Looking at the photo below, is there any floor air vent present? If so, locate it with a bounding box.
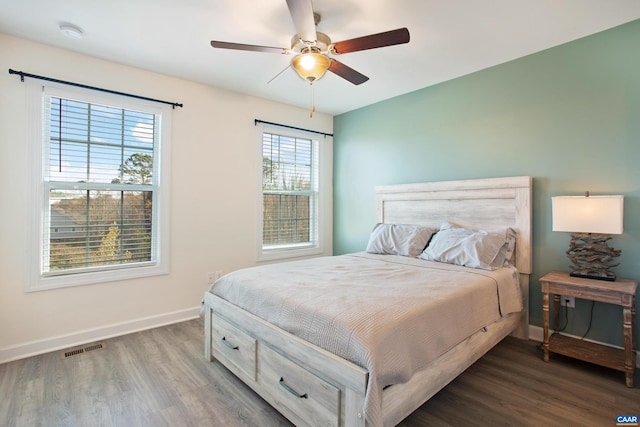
[62,343,106,359]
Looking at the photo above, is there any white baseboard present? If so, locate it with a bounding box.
[528,325,640,368]
[0,306,201,364]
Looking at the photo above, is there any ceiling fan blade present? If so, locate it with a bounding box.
[211,40,289,54]
[328,60,369,85]
[286,0,317,43]
[332,28,410,54]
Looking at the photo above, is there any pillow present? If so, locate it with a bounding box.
[419,221,516,270]
[366,223,437,257]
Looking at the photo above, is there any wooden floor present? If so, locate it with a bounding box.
[1,319,638,427]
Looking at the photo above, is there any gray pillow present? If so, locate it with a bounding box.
[366,223,437,257]
[419,222,516,270]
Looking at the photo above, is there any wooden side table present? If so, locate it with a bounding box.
[540,271,637,387]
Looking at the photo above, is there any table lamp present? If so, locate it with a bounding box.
[552,193,624,281]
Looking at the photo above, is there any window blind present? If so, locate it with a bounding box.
[43,96,159,275]
[262,132,319,249]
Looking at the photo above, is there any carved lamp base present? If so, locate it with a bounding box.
[566,233,621,282]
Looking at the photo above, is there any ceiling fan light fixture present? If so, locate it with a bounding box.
[292,51,331,83]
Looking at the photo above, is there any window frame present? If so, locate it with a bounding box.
[26,82,171,291]
[257,125,325,262]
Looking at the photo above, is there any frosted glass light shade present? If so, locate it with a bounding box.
[552,195,624,234]
[291,52,331,82]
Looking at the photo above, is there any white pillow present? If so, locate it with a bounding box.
[366,223,437,257]
[419,222,516,270]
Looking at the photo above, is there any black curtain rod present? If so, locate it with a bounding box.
[8,69,183,109]
[254,119,333,138]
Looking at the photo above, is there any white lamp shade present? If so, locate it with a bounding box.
[552,195,624,234]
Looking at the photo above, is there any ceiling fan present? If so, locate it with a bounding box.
[210,0,410,86]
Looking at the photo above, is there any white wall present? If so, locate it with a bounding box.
[0,33,333,362]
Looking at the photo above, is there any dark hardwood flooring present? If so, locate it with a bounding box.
[1,319,637,426]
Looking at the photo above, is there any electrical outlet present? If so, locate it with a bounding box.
[560,296,575,308]
[206,272,215,285]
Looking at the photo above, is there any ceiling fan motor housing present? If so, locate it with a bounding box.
[291,31,332,54]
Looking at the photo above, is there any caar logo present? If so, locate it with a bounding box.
[616,415,639,426]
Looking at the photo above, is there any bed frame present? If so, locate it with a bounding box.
[204,176,532,427]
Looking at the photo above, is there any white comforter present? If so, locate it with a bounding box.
[209,253,522,427]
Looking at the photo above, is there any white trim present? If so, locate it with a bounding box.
[30,263,170,291]
[0,307,200,364]
[25,80,44,291]
[528,324,545,342]
[528,324,640,368]
[25,81,171,291]
[256,124,326,262]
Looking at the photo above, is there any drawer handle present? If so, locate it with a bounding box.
[221,336,239,350]
[279,377,308,399]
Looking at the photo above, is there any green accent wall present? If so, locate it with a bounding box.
[333,20,640,349]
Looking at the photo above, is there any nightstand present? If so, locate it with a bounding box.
[540,271,637,387]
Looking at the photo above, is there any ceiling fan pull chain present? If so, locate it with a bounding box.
[309,83,316,118]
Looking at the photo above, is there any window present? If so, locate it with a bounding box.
[260,129,323,260]
[27,84,170,291]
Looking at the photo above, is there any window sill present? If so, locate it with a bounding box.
[27,263,169,292]
[258,245,323,263]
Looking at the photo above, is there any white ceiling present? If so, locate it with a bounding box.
[2,0,640,116]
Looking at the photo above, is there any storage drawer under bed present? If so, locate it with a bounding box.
[210,308,344,426]
[258,344,340,427]
[211,313,257,381]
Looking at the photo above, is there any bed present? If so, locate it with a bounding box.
[203,176,532,427]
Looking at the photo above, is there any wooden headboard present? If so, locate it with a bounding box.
[375,176,533,338]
